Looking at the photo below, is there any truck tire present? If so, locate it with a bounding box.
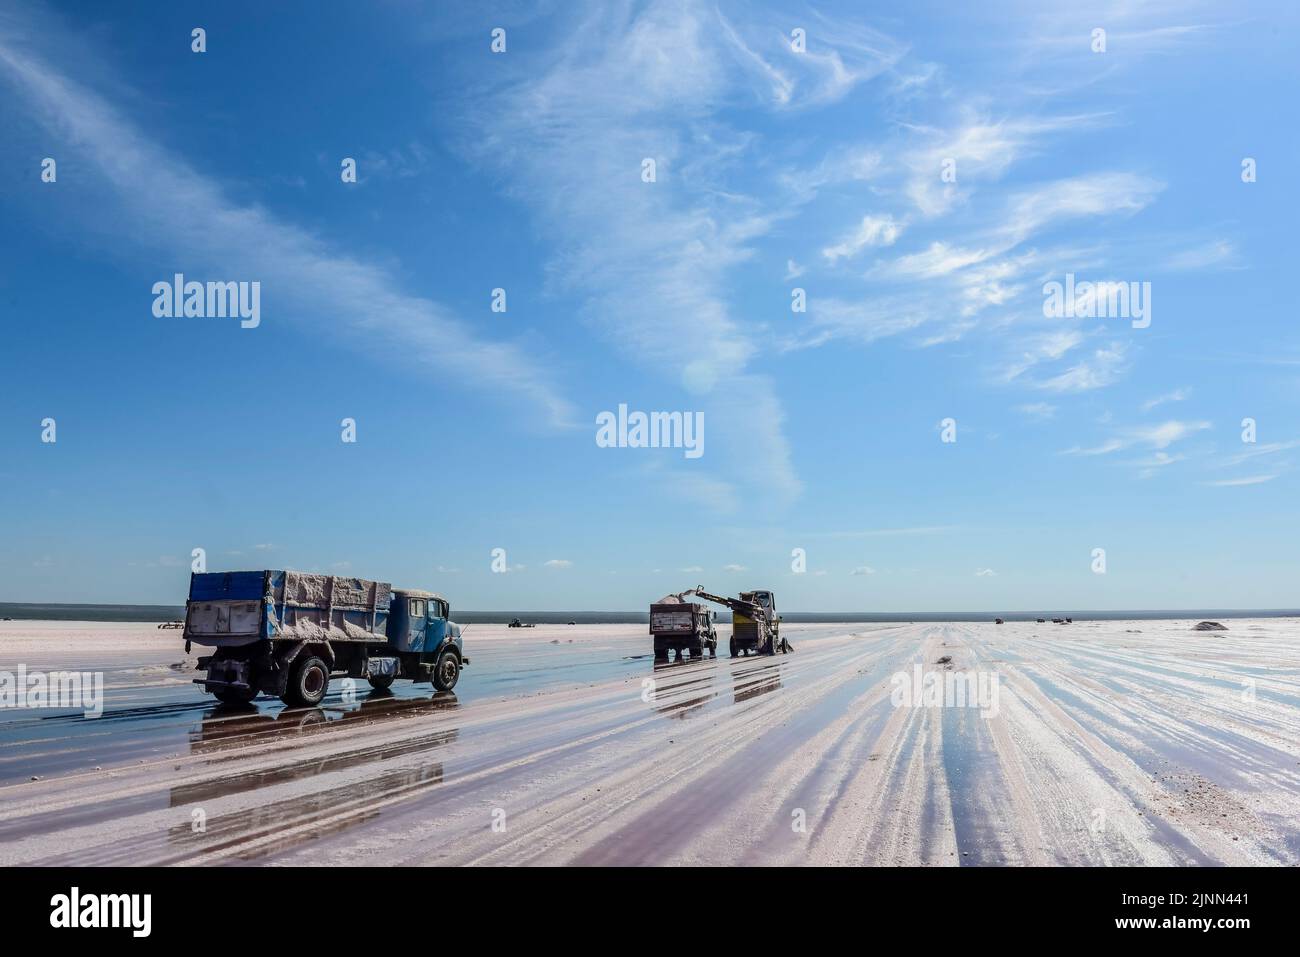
[284,655,330,707]
[367,674,394,692]
[212,685,256,705]
[432,650,460,692]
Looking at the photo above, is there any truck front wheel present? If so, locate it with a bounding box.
[284,655,330,707]
[432,650,460,692]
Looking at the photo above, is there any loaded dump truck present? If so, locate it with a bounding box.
[649,592,718,661]
[184,570,467,707]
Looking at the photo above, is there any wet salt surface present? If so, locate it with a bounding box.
[1,618,1298,865]
[0,622,853,785]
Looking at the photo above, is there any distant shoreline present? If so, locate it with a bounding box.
[1,602,1297,625]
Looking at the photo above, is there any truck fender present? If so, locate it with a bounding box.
[280,639,335,673]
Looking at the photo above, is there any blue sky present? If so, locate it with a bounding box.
[1,0,1297,611]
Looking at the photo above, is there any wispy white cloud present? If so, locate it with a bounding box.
[1165,240,1236,271]
[1003,330,1086,383]
[718,7,908,109]
[1141,388,1190,412]
[1132,450,1186,479]
[1030,23,1215,56]
[1003,173,1164,243]
[814,525,959,539]
[468,0,807,501]
[1203,474,1277,487]
[1016,402,1057,420]
[822,214,903,264]
[901,114,1108,218]
[795,167,1162,374]
[1063,419,1211,457]
[0,22,576,429]
[1220,439,1300,468]
[1065,439,1127,457]
[1035,341,1131,393]
[1132,420,1212,449]
[872,241,990,280]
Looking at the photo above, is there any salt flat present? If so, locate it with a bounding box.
[1,617,1297,866]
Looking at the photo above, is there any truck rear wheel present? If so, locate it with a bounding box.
[284,655,330,707]
[432,650,460,692]
[212,685,256,705]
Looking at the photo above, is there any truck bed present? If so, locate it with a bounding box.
[649,602,704,633]
[185,570,392,647]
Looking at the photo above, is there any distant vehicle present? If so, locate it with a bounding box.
[184,570,467,707]
[649,594,717,661]
[508,618,536,628]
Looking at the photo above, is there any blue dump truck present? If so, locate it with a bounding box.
[184,570,467,707]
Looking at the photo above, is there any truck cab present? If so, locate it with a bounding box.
[388,589,466,691]
[736,589,782,657]
[742,590,776,618]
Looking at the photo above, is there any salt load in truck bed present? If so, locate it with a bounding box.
[185,570,391,646]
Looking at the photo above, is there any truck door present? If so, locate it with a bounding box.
[407,597,427,652]
[426,598,448,651]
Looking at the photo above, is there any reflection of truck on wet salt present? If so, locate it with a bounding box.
[649,593,718,661]
[185,570,467,707]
